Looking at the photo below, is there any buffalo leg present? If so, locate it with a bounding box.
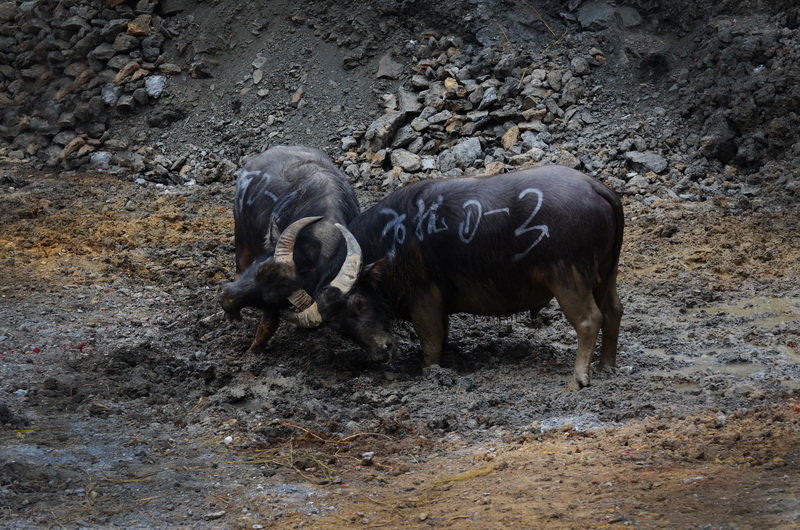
[553,284,602,390]
[409,286,445,366]
[598,283,623,369]
[247,310,280,353]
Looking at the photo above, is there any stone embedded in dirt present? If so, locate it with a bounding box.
[364,111,405,151]
[112,33,140,52]
[127,14,152,36]
[438,137,482,171]
[576,0,642,30]
[189,60,213,78]
[501,125,520,150]
[570,56,590,76]
[145,75,166,98]
[376,53,403,79]
[390,149,421,172]
[159,63,182,75]
[252,69,263,84]
[625,151,668,174]
[101,84,122,105]
[90,43,117,62]
[289,87,304,108]
[551,151,581,169]
[90,151,113,167]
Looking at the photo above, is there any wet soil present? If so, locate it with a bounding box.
[1,161,798,527]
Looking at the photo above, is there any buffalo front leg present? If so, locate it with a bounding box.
[553,284,602,390]
[247,310,280,353]
[409,285,446,366]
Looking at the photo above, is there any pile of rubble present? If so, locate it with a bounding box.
[336,34,683,200]
[0,0,183,170]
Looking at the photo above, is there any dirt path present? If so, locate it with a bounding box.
[1,162,799,527]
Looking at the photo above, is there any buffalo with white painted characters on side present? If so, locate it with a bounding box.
[218,145,360,353]
[280,165,624,389]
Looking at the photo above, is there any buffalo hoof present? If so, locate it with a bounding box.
[568,373,591,390]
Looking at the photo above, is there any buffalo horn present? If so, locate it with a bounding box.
[330,223,363,294]
[273,216,323,271]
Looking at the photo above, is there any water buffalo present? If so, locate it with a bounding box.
[283,165,624,389]
[218,145,360,353]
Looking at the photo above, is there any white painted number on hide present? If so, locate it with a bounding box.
[413,195,449,241]
[513,188,549,262]
[378,188,549,261]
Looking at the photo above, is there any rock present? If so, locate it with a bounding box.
[289,88,304,107]
[116,95,135,111]
[112,33,139,52]
[132,88,149,105]
[376,53,403,79]
[439,137,482,171]
[390,149,421,172]
[546,70,562,91]
[364,111,404,151]
[410,117,430,132]
[551,151,581,169]
[501,126,520,150]
[576,1,642,30]
[145,75,166,98]
[100,19,130,41]
[101,84,122,105]
[90,151,112,167]
[252,69,263,84]
[160,0,191,15]
[625,151,668,174]
[90,43,117,62]
[126,14,151,36]
[0,2,18,22]
[159,63,182,75]
[560,77,584,105]
[625,174,650,193]
[478,86,499,110]
[397,89,421,115]
[391,125,418,148]
[427,110,452,125]
[570,56,590,76]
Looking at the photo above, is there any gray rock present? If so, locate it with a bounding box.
[439,137,482,171]
[477,86,499,110]
[145,75,166,98]
[341,136,357,151]
[101,85,122,105]
[90,151,112,167]
[410,117,430,132]
[116,95,135,111]
[427,110,452,125]
[376,53,402,79]
[551,151,581,169]
[0,2,18,22]
[100,19,130,41]
[546,70,562,91]
[624,174,651,193]
[391,125,419,148]
[570,57,590,76]
[390,149,421,172]
[560,77,585,106]
[577,1,641,30]
[625,151,668,174]
[364,111,405,151]
[90,43,117,62]
[113,33,140,52]
[397,89,421,115]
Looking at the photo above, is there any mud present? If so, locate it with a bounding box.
[1,161,798,527]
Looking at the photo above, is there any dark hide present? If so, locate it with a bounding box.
[317,165,624,389]
[220,145,360,352]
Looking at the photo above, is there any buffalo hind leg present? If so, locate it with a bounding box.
[553,284,602,390]
[598,281,622,370]
[247,310,280,353]
[409,285,446,366]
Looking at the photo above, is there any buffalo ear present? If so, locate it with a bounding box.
[264,216,280,250]
[361,257,389,288]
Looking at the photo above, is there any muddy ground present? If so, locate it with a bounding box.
[3,0,800,527]
[1,161,798,528]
